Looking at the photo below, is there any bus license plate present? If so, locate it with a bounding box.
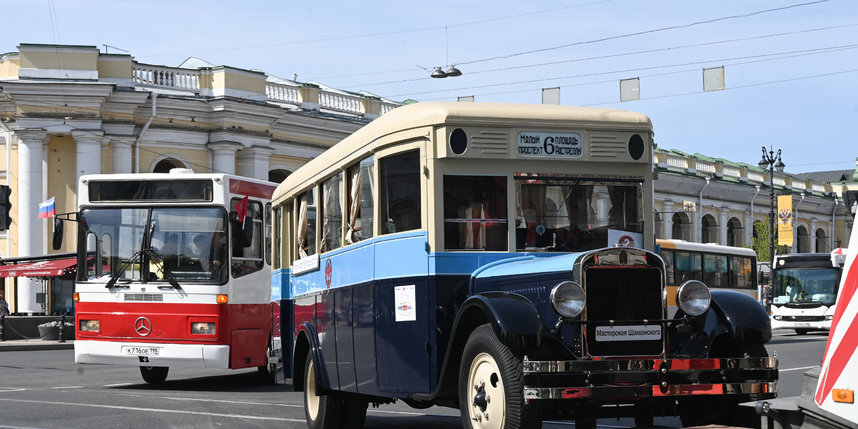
[123,346,160,356]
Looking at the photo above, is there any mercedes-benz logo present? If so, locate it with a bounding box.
[134,317,152,336]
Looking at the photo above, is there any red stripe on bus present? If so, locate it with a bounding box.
[229,179,276,199]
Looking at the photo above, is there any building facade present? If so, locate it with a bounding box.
[0,43,399,314]
[653,149,855,255]
[0,43,854,314]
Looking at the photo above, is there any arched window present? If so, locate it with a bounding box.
[672,212,691,241]
[153,158,186,173]
[815,228,827,253]
[269,169,291,184]
[727,217,744,247]
[701,214,718,244]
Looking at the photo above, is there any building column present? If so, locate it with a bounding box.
[745,211,756,250]
[720,210,728,245]
[73,130,103,183]
[15,129,47,313]
[236,145,275,180]
[662,202,673,240]
[109,136,135,174]
[206,142,242,175]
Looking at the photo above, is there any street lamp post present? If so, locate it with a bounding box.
[758,146,785,271]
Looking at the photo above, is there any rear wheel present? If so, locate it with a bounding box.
[459,324,540,429]
[139,366,168,384]
[257,342,276,384]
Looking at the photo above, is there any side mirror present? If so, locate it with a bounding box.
[52,218,64,250]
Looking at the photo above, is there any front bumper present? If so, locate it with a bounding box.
[522,356,778,402]
[75,339,230,368]
[771,318,830,331]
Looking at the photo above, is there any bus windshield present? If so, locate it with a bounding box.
[772,268,839,306]
[514,175,642,252]
[79,207,228,283]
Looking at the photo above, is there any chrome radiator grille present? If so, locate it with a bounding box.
[584,266,663,357]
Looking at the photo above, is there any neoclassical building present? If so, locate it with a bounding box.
[653,149,854,254]
[0,43,399,313]
[0,43,854,315]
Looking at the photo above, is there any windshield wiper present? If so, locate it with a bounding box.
[105,250,141,289]
[144,248,182,290]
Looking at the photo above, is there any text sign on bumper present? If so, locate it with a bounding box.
[595,325,662,342]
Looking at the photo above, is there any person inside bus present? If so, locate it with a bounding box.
[208,231,227,280]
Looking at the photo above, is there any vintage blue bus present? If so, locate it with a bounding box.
[269,102,777,428]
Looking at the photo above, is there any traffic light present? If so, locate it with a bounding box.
[0,185,11,231]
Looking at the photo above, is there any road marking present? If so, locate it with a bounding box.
[51,386,82,389]
[0,388,27,393]
[164,396,302,408]
[780,365,817,373]
[102,382,135,387]
[0,397,305,423]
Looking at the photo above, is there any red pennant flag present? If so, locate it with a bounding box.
[234,196,249,223]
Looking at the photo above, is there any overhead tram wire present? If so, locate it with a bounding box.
[455,0,831,67]
[342,23,858,90]
[581,67,858,107]
[137,0,617,66]
[334,0,837,88]
[388,43,858,99]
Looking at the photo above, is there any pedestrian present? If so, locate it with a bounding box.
[0,289,9,316]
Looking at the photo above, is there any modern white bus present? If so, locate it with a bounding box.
[770,250,846,335]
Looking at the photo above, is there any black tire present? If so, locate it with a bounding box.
[139,366,168,384]
[257,342,276,384]
[303,350,343,429]
[459,324,540,429]
[795,328,809,335]
[339,395,368,429]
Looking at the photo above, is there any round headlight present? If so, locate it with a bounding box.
[551,281,585,318]
[676,280,711,316]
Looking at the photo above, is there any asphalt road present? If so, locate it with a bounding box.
[0,330,827,429]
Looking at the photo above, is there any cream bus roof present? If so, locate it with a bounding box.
[273,102,653,202]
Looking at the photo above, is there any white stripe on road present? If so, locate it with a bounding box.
[166,395,454,417]
[102,382,135,387]
[0,397,305,423]
[780,365,816,372]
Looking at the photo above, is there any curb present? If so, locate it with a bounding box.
[0,341,75,352]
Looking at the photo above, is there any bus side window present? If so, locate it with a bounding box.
[443,175,507,251]
[660,249,675,285]
[346,156,374,244]
[703,254,727,287]
[380,150,421,234]
[297,190,317,258]
[320,172,343,253]
[675,251,702,282]
[231,199,264,277]
[273,206,282,269]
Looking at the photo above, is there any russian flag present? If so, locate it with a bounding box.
[38,197,56,219]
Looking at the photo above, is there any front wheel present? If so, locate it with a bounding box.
[459,324,540,429]
[304,351,342,429]
[140,366,168,384]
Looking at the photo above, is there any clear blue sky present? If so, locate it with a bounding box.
[3,0,856,174]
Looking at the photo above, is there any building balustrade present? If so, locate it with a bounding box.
[131,62,399,118]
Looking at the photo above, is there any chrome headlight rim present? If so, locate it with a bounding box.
[676,280,711,317]
[550,281,586,318]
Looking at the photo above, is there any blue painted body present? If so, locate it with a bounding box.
[274,230,772,401]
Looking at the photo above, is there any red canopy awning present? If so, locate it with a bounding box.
[0,258,78,278]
